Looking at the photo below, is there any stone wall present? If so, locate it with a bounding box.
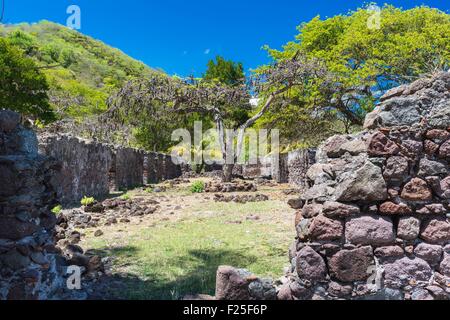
[278,71,450,300]
[234,150,315,188]
[214,71,450,301]
[287,149,316,188]
[164,154,182,180]
[38,135,182,205]
[0,111,63,300]
[145,152,159,184]
[38,134,113,206]
[114,147,144,191]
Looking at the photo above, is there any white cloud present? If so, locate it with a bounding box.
[204,48,210,55]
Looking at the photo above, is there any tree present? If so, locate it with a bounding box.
[204,56,245,86]
[204,56,250,127]
[0,38,55,122]
[258,5,450,145]
[107,53,326,181]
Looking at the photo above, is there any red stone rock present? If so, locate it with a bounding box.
[384,257,433,287]
[215,266,252,300]
[294,210,303,228]
[441,176,450,198]
[302,203,323,218]
[401,178,433,201]
[0,217,39,241]
[424,140,440,155]
[328,246,374,282]
[322,201,360,218]
[368,132,400,157]
[439,140,450,159]
[379,201,412,215]
[345,215,395,246]
[308,215,344,241]
[414,243,443,265]
[374,246,404,259]
[426,129,450,142]
[421,218,450,244]
[439,255,450,277]
[296,246,327,282]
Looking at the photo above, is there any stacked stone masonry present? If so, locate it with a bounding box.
[38,134,183,206]
[214,71,450,300]
[278,71,450,300]
[0,111,63,300]
[38,134,113,206]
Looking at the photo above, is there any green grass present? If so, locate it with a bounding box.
[83,195,293,300]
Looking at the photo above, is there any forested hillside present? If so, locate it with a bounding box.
[0,21,157,118]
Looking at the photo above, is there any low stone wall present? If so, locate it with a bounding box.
[235,151,315,188]
[0,111,63,300]
[242,157,272,179]
[38,134,113,206]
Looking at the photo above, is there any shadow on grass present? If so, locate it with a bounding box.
[88,246,258,300]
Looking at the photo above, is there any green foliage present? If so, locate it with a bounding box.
[204,56,249,127]
[190,181,205,193]
[81,196,95,206]
[145,187,154,194]
[51,205,63,215]
[120,193,131,201]
[0,21,156,119]
[0,38,56,122]
[259,5,450,146]
[204,56,245,86]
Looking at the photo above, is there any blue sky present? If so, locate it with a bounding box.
[2,0,449,76]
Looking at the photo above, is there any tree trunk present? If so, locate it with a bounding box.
[222,163,234,182]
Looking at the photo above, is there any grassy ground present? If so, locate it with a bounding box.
[81,179,295,300]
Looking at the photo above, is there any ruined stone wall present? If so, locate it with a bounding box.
[272,153,289,183]
[239,151,314,187]
[114,147,144,191]
[278,71,450,300]
[38,134,113,206]
[38,134,182,203]
[0,111,63,300]
[287,149,316,189]
[164,154,182,180]
[145,152,158,184]
[214,72,450,301]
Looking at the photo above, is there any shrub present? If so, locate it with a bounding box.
[81,196,95,206]
[120,193,131,200]
[145,187,154,193]
[51,205,62,215]
[190,181,205,193]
